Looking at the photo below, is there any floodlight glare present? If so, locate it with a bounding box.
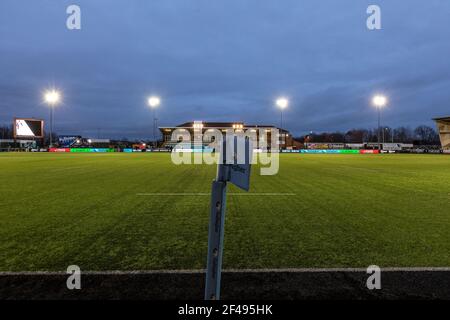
[372,95,387,108]
[148,96,161,108]
[44,90,61,106]
[276,97,289,109]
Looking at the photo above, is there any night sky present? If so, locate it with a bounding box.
[1,0,449,139]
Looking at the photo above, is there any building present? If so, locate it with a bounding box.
[159,121,296,149]
[434,117,450,151]
[0,139,37,151]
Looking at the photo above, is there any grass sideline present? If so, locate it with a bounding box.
[0,153,449,271]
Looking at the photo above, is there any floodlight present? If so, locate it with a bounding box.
[276,97,289,109]
[372,95,387,108]
[148,96,161,108]
[44,90,61,106]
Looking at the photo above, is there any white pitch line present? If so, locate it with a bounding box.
[136,193,296,196]
[2,267,450,276]
[137,193,210,196]
[223,267,450,273]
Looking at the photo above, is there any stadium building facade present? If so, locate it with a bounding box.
[159,121,296,149]
[434,117,450,151]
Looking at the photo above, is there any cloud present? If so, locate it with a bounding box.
[0,0,449,138]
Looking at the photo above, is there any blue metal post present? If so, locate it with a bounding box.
[205,139,228,300]
[204,136,251,300]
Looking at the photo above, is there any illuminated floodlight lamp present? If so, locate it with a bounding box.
[372,95,387,108]
[148,96,161,108]
[44,90,61,106]
[275,97,289,110]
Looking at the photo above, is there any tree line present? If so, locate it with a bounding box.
[296,125,441,145]
[1,124,441,145]
[0,125,13,139]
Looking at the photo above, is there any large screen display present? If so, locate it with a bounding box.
[14,119,44,138]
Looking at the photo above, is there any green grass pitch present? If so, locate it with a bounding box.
[0,153,449,271]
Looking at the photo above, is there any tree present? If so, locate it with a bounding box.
[295,125,439,145]
[394,127,413,143]
[0,125,13,139]
[383,127,394,143]
[414,125,440,144]
[345,129,368,143]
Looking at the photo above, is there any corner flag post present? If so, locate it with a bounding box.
[205,135,252,300]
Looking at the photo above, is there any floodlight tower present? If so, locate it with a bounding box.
[276,97,289,149]
[44,89,61,147]
[148,96,161,147]
[372,94,387,150]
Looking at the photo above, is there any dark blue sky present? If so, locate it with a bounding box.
[1,0,449,139]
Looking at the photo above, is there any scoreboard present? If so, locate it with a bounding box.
[14,118,44,138]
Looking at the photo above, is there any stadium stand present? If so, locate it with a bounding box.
[159,121,300,150]
[434,117,450,152]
